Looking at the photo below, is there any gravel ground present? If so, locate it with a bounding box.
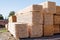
[0,28,60,40]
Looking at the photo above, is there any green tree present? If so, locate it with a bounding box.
[8,11,15,17]
[0,14,4,20]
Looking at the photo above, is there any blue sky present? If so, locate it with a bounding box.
[0,0,60,19]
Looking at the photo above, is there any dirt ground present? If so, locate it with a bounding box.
[0,28,60,40]
[0,32,16,40]
[0,28,16,40]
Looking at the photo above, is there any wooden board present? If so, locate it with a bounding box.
[54,15,60,24]
[15,5,42,14]
[54,24,60,34]
[44,25,54,36]
[40,1,56,13]
[8,15,17,23]
[32,11,43,25]
[15,24,29,38]
[44,14,53,25]
[56,6,60,14]
[5,24,8,30]
[8,23,29,38]
[30,24,43,37]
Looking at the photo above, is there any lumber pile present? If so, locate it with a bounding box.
[6,1,60,39]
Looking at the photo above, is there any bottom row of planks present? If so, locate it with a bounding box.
[5,23,60,39]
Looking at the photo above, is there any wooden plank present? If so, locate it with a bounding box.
[44,25,54,36]
[5,24,8,30]
[54,15,60,24]
[30,24,43,37]
[40,1,56,13]
[8,23,29,38]
[54,24,60,34]
[16,24,29,38]
[8,15,17,23]
[44,14,53,25]
[32,11,43,25]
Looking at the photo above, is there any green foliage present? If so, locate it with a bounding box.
[0,28,7,33]
[8,11,15,17]
[0,14,4,20]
